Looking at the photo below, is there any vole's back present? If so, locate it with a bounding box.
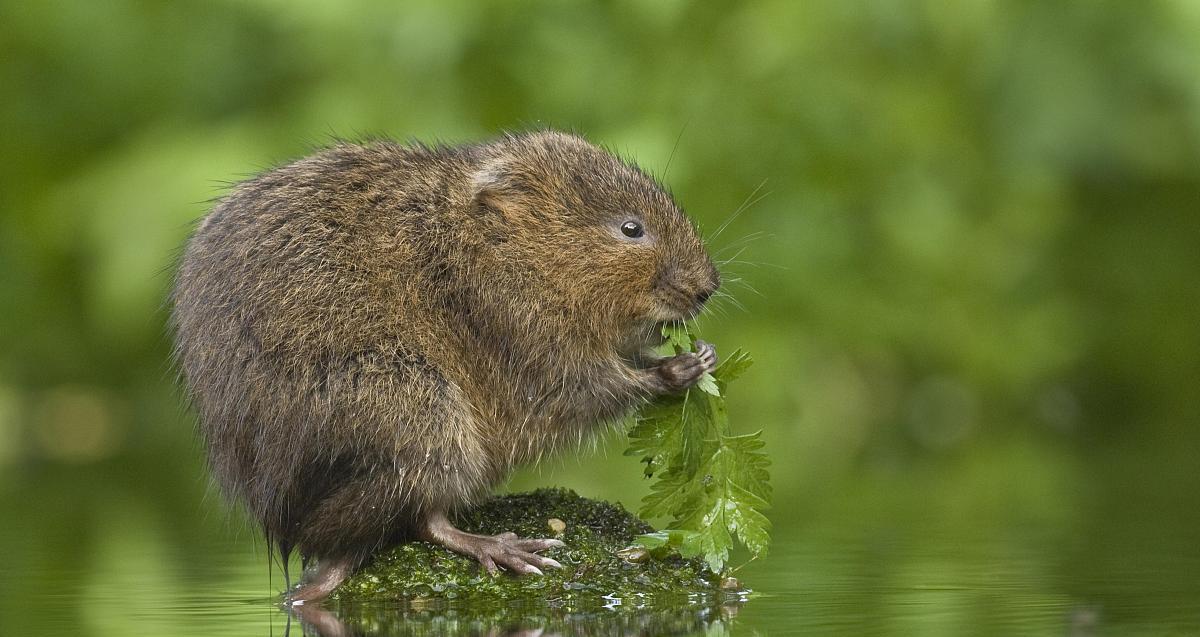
[174,142,495,560]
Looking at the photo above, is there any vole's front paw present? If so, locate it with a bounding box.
[656,340,718,392]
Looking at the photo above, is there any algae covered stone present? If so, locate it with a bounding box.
[331,488,735,605]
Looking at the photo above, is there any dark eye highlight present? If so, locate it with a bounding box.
[620,220,644,238]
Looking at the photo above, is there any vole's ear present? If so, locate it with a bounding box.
[470,157,533,222]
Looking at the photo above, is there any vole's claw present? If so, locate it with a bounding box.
[512,537,566,552]
[694,340,718,369]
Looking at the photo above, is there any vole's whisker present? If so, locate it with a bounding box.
[715,231,768,257]
[713,290,747,313]
[716,245,752,265]
[661,119,690,181]
[717,246,781,273]
[714,266,762,299]
[723,278,763,298]
[709,180,769,242]
[703,300,730,320]
[720,261,773,271]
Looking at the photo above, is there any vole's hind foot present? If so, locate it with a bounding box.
[287,556,354,605]
[656,340,718,392]
[421,511,565,576]
[468,531,565,576]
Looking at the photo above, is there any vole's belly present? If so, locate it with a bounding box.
[491,398,624,469]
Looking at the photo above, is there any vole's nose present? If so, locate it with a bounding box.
[699,267,721,304]
[693,270,719,309]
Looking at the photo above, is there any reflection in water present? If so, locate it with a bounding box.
[284,597,742,637]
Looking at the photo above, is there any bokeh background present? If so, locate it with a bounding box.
[2,1,1198,634]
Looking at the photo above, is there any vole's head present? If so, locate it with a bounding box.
[472,130,719,348]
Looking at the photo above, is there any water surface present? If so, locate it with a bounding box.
[1,442,1196,635]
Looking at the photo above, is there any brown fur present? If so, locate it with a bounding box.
[171,130,719,571]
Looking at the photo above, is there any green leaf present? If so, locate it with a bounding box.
[625,329,772,573]
[724,431,773,501]
[695,372,720,396]
[633,531,672,549]
[727,481,772,555]
[661,323,692,354]
[633,529,694,550]
[713,349,753,388]
[623,393,687,477]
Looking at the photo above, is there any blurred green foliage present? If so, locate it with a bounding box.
[1,1,1199,634]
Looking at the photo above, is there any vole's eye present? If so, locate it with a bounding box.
[620,220,644,239]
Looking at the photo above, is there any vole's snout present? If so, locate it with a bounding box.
[691,270,719,314]
[656,262,720,320]
[699,262,721,301]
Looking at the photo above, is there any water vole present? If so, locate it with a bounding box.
[171,130,719,602]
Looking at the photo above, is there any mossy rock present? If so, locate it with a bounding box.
[330,488,745,611]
